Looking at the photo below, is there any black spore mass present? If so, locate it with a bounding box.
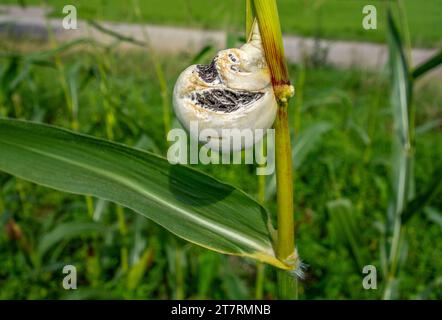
[196,58,220,83]
[191,89,264,113]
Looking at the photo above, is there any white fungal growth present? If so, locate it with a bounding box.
[173,21,277,152]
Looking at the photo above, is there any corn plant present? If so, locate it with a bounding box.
[382,10,442,299]
[0,0,300,299]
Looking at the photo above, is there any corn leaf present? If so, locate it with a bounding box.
[0,118,290,270]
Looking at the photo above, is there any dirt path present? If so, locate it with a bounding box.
[0,5,440,76]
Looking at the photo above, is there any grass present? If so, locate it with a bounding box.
[0,36,441,298]
[2,0,442,48]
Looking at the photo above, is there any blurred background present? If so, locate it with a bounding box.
[0,0,441,299]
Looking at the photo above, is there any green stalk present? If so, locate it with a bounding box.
[277,269,298,299]
[117,205,129,273]
[273,104,295,258]
[86,196,94,219]
[274,103,298,300]
[255,262,265,299]
[175,246,185,299]
[253,0,297,299]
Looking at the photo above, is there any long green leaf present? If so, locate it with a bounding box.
[412,51,442,80]
[387,11,413,217]
[0,119,290,270]
[384,12,414,297]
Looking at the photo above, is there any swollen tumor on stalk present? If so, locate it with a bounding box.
[173,20,277,152]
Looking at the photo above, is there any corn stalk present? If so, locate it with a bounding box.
[252,0,297,299]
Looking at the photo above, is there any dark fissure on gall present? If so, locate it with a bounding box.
[196,58,219,83]
[190,89,264,113]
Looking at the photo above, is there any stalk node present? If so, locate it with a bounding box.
[275,84,295,104]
